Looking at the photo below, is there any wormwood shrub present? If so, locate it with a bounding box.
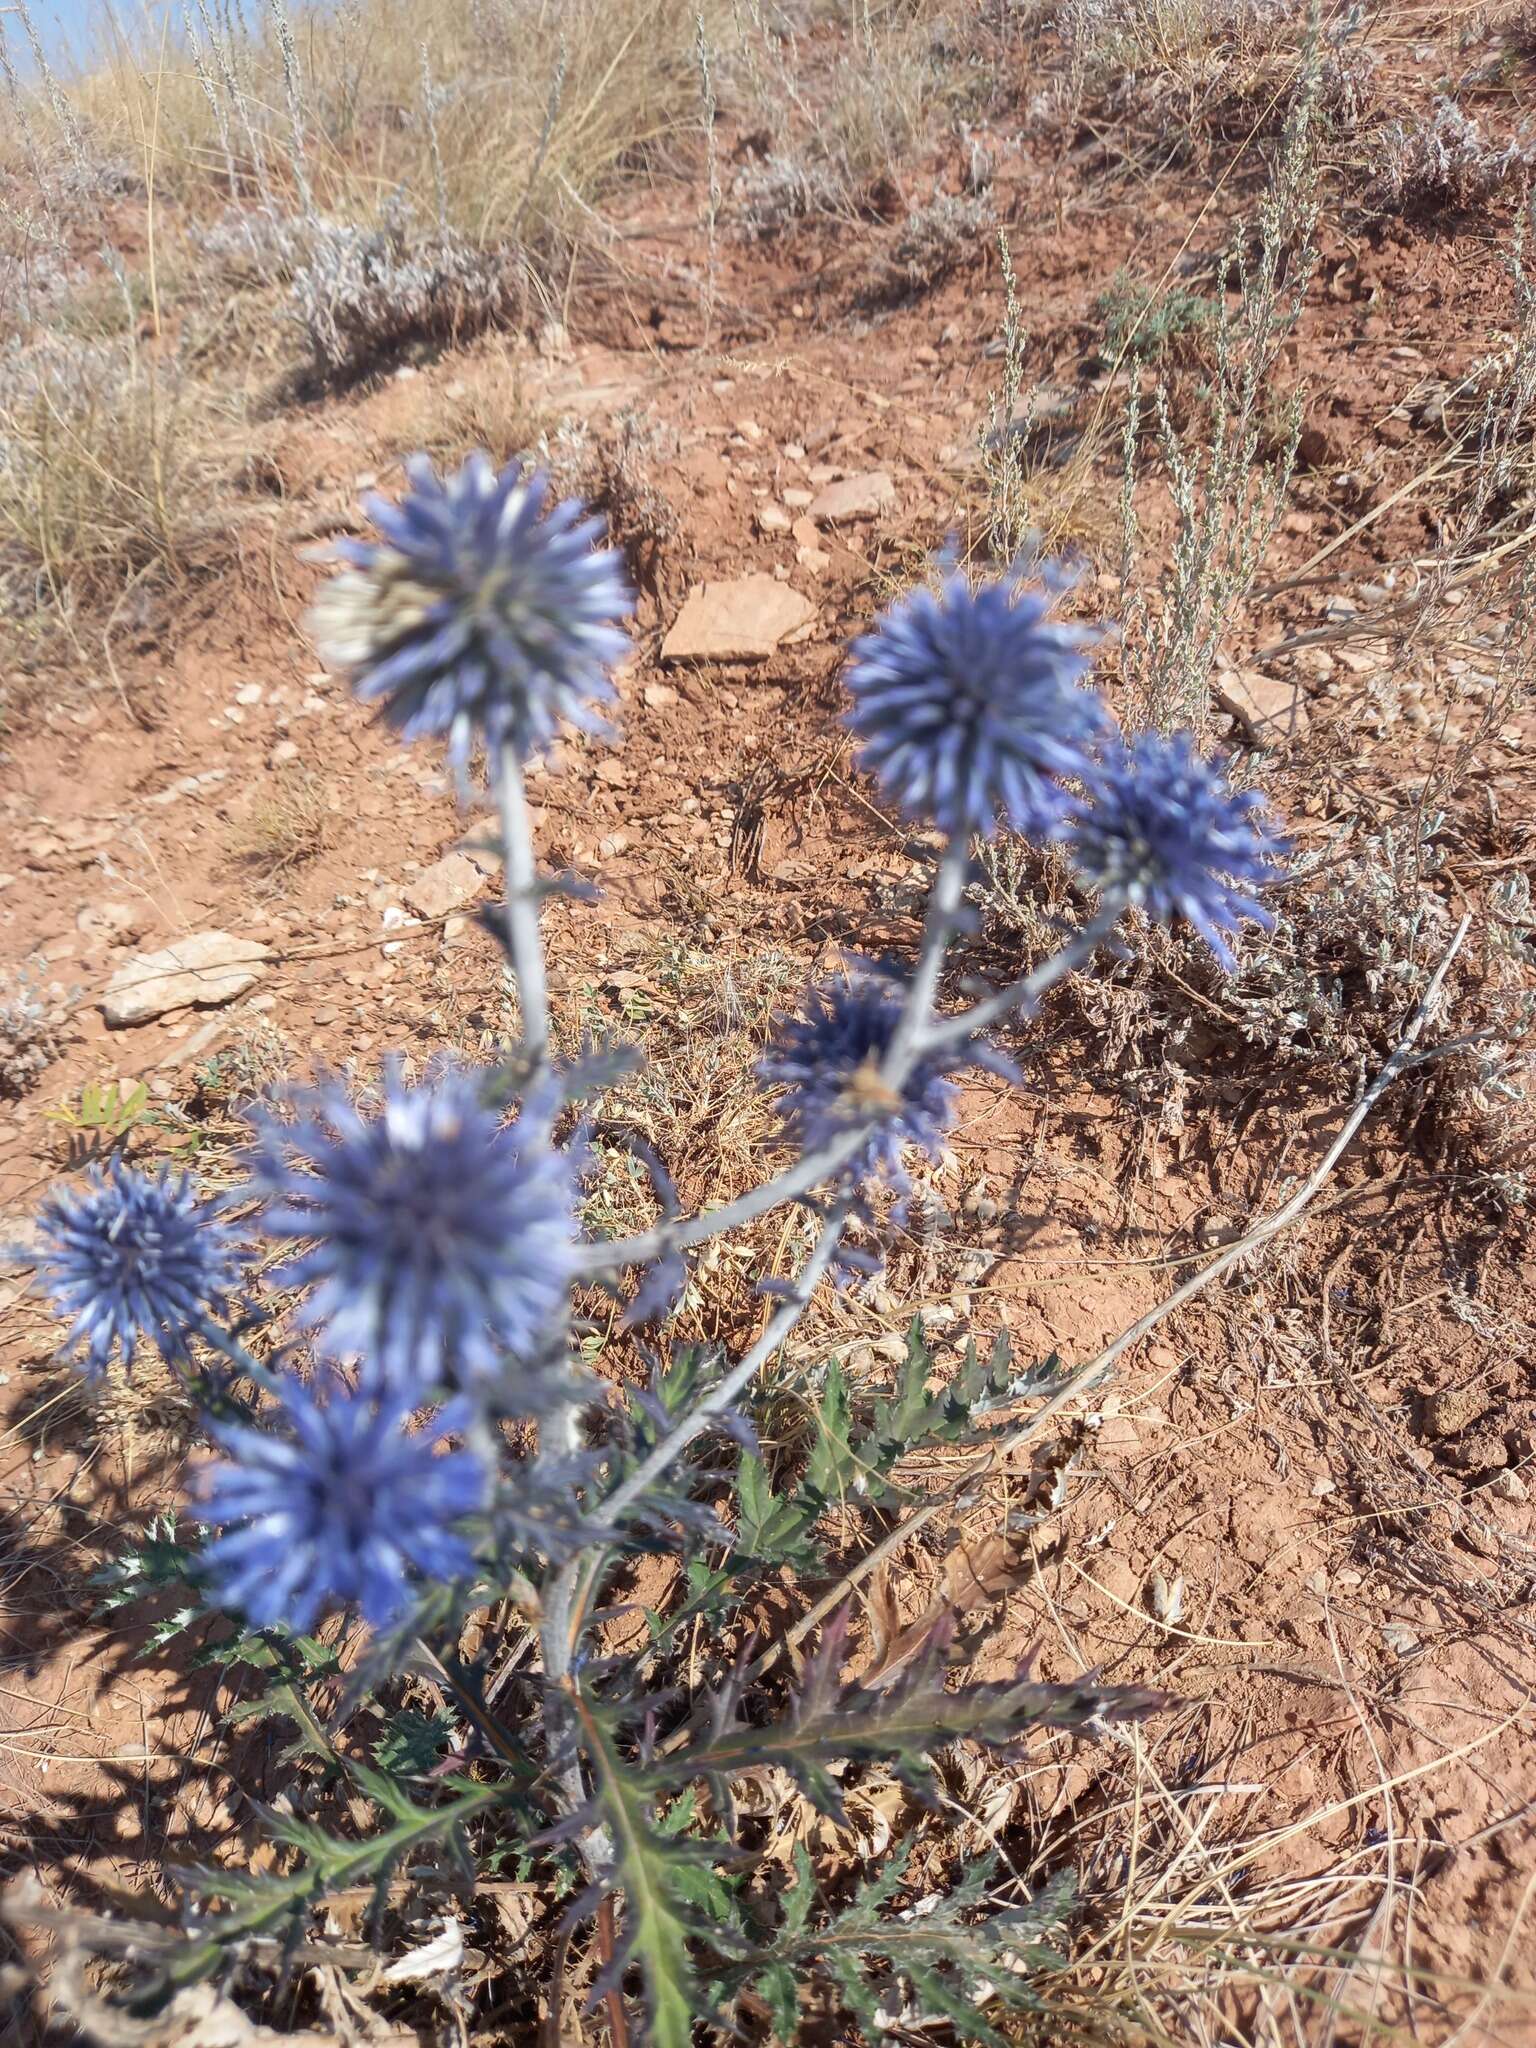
[7,459,1291,2043]
[1377,95,1534,216]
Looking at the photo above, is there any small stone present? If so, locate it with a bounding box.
[808,470,896,525]
[235,682,264,706]
[661,575,816,665]
[77,901,145,947]
[269,739,301,767]
[102,932,270,1026]
[782,487,814,509]
[454,820,505,876]
[157,1015,234,1070]
[755,501,792,535]
[1422,1383,1489,1439]
[1381,1621,1421,1658]
[1489,1468,1529,1503]
[1215,669,1310,744]
[644,681,679,710]
[148,769,228,808]
[403,853,485,920]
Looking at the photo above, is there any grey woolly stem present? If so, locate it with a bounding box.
[880,832,971,1080]
[606,1197,853,1525]
[495,744,550,1069]
[915,905,1124,1054]
[187,1314,287,1400]
[573,904,1120,1277]
[537,1196,854,1873]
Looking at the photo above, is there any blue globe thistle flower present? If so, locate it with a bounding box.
[31,1162,241,1376]
[245,1064,575,1395]
[760,979,1006,1194]
[191,1379,484,1634]
[307,453,633,775]
[1068,730,1286,969]
[844,563,1105,840]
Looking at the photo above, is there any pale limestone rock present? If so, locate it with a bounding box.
[102,932,270,1027]
[661,575,816,664]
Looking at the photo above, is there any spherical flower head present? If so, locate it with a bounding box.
[190,1379,484,1634]
[307,452,634,775]
[759,978,979,1194]
[1068,729,1287,969]
[32,1161,241,1377]
[245,1063,575,1395]
[844,561,1106,840]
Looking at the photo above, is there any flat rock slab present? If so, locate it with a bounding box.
[808,470,896,524]
[404,851,487,918]
[661,575,816,664]
[103,931,270,1027]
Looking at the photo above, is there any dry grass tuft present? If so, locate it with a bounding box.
[230,765,336,877]
[0,330,234,627]
[60,0,721,302]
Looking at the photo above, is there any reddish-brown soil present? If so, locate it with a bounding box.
[3,19,1535,2044]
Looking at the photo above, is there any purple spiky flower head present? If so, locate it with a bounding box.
[760,978,1008,1195]
[307,453,634,777]
[1068,729,1286,968]
[190,1378,484,1634]
[844,561,1105,840]
[31,1161,242,1377]
[244,1062,575,1397]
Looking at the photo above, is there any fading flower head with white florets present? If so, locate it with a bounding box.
[308,452,634,778]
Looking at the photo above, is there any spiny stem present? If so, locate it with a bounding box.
[495,742,550,1068]
[604,1196,854,1523]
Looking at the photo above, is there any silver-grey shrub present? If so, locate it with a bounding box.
[1379,97,1533,214]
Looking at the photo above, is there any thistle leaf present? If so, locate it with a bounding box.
[643,1612,1163,1814]
[580,1704,702,2048]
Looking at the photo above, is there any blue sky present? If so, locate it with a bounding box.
[2,0,163,73]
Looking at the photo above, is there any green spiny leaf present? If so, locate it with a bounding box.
[580,1703,701,2048]
[643,1619,1163,1813]
[803,1358,856,1505]
[373,1707,457,1777]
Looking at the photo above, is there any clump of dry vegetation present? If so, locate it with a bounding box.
[1377,94,1533,214]
[0,963,71,1100]
[0,0,721,661]
[1052,0,1374,155]
[290,203,520,382]
[865,190,994,303]
[231,765,335,876]
[0,329,229,630]
[731,151,842,238]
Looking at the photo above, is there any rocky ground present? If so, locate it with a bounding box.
[3,6,1536,2041]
